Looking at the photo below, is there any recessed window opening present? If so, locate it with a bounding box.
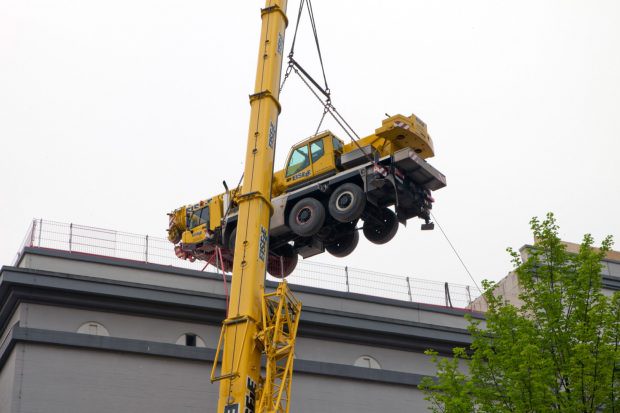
[185,333,197,347]
[176,333,206,348]
[354,355,381,369]
[77,322,109,337]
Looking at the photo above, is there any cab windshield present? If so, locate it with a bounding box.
[286,145,310,176]
[188,206,209,230]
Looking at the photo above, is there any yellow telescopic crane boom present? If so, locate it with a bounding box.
[212,2,293,413]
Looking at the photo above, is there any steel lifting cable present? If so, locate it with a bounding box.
[279,0,305,93]
[430,211,483,295]
[284,0,329,94]
[199,248,230,314]
[312,107,328,137]
[291,66,376,165]
[305,0,329,95]
[280,0,373,165]
[215,246,230,316]
[288,0,306,58]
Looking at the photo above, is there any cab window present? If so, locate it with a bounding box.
[332,137,343,152]
[188,206,209,229]
[310,139,324,163]
[286,145,310,176]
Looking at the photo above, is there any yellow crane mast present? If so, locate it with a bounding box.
[210,2,300,413]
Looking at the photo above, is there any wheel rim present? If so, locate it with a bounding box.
[296,206,313,224]
[335,191,353,211]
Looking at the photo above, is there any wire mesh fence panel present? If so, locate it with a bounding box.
[36,220,72,251]
[273,261,349,292]
[71,224,119,257]
[16,219,476,308]
[13,220,35,265]
[346,267,411,301]
[112,232,145,262]
[146,236,193,268]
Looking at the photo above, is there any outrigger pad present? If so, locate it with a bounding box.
[421,222,435,231]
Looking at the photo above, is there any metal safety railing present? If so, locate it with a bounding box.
[14,219,476,309]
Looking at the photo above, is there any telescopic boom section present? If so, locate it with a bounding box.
[214,2,288,413]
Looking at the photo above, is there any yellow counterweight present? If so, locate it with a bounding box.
[214,2,288,413]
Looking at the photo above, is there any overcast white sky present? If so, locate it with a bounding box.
[1,0,619,289]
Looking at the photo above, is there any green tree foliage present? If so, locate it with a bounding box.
[420,213,620,412]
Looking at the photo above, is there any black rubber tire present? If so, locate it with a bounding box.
[326,230,359,258]
[328,183,366,223]
[363,208,399,244]
[288,197,326,237]
[226,226,237,250]
[267,244,298,278]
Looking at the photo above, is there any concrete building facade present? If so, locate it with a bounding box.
[471,241,620,312]
[0,247,480,412]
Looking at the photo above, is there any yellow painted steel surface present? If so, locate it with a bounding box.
[256,281,301,413]
[213,2,288,412]
[343,113,435,160]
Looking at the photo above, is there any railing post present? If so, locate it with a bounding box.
[444,282,453,308]
[29,219,37,247]
[37,218,43,247]
[69,223,73,252]
[344,266,350,293]
[406,276,413,302]
[145,235,149,262]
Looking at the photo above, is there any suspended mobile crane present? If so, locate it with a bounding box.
[168,114,446,277]
[171,1,447,412]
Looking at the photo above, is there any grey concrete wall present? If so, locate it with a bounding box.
[13,343,217,413]
[20,302,443,377]
[295,337,448,377]
[18,254,226,296]
[19,303,220,347]
[472,259,620,312]
[0,348,16,413]
[294,290,472,330]
[11,342,429,413]
[602,260,620,276]
[18,250,475,331]
[0,308,21,350]
[290,374,428,412]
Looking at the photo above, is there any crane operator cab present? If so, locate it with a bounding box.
[167,202,215,247]
[174,203,213,247]
[277,132,344,191]
[187,205,210,235]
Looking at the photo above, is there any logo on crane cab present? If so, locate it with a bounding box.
[288,170,311,182]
